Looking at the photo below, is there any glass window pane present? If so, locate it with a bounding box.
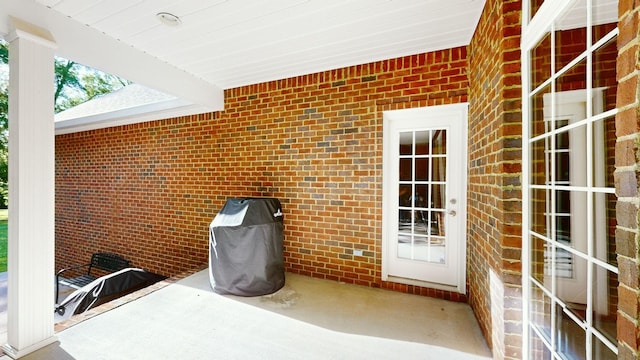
[531,283,552,342]
[593,192,617,267]
[593,265,617,345]
[532,33,552,91]
[593,116,615,188]
[555,0,587,73]
[415,131,430,155]
[555,189,570,214]
[592,0,618,45]
[593,36,618,113]
[531,85,551,139]
[531,235,551,288]
[556,250,588,315]
[589,193,618,266]
[530,331,553,359]
[526,1,619,359]
[555,58,587,102]
[555,151,569,182]
[531,188,549,236]
[592,335,617,360]
[530,0,545,21]
[531,138,549,186]
[555,190,588,254]
[556,304,587,359]
[556,125,587,187]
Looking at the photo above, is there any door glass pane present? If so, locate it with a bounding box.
[430,184,445,209]
[399,184,412,207]
[399,159,412,181]
[431,211,445,237]
[432,130,446,154]
[415,131,430,155]
[431,158,446,182]
[396,128,448,264]
[415,184,428,208]
[415,158,429,181]
[399,132,412,155]
[399,210,412,225]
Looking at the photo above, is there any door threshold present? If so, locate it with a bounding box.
[385,275,465,295]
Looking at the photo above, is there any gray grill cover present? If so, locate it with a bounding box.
[209,198,284,296]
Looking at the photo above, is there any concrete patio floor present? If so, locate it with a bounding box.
[2,270,491,359]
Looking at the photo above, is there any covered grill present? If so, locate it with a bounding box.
[208,198,284,296]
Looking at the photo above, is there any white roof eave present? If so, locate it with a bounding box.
[54,98,209,135]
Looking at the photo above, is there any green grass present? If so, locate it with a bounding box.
[0,209,7,272]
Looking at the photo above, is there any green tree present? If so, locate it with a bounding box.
[0,40,128,208]
[53,59,128,112]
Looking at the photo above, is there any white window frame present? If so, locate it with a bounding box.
[522,0,619,358]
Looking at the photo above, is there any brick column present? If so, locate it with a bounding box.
[467,0,522,358]
[614,2,640,359]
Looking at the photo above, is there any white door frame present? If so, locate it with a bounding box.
[381,103,468,294]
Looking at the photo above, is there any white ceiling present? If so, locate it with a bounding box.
[0,0,486,111]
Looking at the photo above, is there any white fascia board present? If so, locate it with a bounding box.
[0,0,224,111]
[55,99,210,135]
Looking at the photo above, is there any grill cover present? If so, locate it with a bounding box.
[209,198,284,296]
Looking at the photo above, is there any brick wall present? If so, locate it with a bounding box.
[55,48,468,301]
[615,1,640,359]
[467,0,522,359]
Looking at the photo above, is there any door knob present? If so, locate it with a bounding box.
[448,209,457,216]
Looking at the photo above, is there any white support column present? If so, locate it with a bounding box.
[1,18,57,359]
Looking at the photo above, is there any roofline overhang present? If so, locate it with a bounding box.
[54,98,210,135]
[0,0,224,111]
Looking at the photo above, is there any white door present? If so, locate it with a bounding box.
[382,104,467,293]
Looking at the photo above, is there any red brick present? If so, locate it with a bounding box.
[56,47,469,295]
